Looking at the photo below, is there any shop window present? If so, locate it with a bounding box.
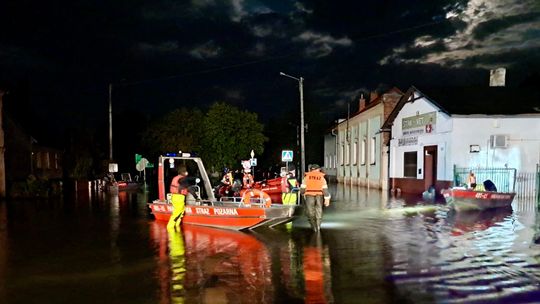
[404,151,417,178]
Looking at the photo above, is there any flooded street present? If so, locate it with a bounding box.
[1,184,539,303]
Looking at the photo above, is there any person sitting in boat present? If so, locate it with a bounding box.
[467,171,477,190]
[221,167,234,186]
[243,169,254,189]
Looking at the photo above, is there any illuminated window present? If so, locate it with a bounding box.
[370,136,376,165]
[404,151,417,178]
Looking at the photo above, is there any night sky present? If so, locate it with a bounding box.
[1,0,539,149]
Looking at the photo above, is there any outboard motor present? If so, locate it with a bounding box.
[483,179,497,192]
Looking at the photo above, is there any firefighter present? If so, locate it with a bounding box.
[243,169,254,189]
[221,167,234,186]
[300,164,331,232]
[282,167,299,205]
[170,166,189,194]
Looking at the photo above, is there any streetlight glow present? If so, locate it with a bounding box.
[280,72,306,181]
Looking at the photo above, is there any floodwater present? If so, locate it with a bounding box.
[1,184,539,304]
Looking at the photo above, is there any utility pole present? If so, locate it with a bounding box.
[299,77,306,181]
[108,83,113,161]
[0,89,5,197]
[280,72,306,181]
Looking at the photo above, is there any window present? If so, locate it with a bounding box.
[370,136,376,165]
[36,152,42,169]
[45,152,50,169]
[345,143,350,165]
[361,138,366,165]
[55,153,59,169]
[352,141,358,164]
[340,145,344,165]
[403,151,417,178]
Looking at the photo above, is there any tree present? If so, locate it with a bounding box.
[200,102,267,173]
[141,108,204,158]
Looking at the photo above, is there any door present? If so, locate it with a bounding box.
[423,145,437,191]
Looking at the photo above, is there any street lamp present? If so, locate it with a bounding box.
[280,72,305,181]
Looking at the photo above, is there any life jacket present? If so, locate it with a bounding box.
[303,171,326,196]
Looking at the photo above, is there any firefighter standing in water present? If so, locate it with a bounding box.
[168,166,189,229]
[170,166,189,194]
[300,164,331,232]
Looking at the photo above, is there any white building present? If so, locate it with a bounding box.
[324,88,403,189]
[382,86,540,195]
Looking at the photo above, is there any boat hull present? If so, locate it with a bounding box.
[441,188,515,211]
[148,200,297,230]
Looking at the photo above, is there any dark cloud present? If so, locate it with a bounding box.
[473,12,540,40]
[0,0,538,135]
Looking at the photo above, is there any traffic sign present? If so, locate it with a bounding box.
[281,150,293,162]
[250,158,257,167]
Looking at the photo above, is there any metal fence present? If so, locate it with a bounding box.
[515,171,538,198]
[454,165,540,200]
[453,166,516,193]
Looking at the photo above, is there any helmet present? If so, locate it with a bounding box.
[309,164,320,170]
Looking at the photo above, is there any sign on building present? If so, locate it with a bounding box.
[402,111,437,136]
[398,137,418,146]
[490,68,506,87]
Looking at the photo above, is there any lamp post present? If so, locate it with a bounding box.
[108,83,113,161]
[280,72,305,180]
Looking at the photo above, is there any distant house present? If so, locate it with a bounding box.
[324,88,403,189]
[4,115,63,185]
[381,86,540,196]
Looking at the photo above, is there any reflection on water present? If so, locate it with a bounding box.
[0,184,539,303]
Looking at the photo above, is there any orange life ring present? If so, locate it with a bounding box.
[241,189,272,207]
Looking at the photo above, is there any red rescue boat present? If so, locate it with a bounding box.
[441,188,516,211]
[148,154,297,230]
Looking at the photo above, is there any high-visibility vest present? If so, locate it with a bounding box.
[303,171,326,196]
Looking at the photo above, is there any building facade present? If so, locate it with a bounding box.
[382,86,540,195]
[324,88,402,190]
